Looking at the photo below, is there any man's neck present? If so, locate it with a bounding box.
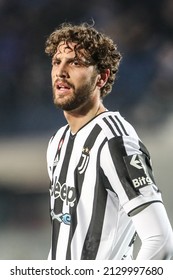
[64,101,106,134]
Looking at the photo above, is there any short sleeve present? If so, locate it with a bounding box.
[100,136,162,216]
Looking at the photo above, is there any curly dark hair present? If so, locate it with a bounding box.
[45,22,122,98]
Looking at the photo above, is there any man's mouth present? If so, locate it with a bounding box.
[57,84,70,90]
[55,81,71,94]
[55,82,71,92]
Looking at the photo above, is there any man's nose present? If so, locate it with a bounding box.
[56,64,69,78]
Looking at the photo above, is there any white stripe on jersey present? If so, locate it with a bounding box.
[70,130,109,259]
[47,111,162,260]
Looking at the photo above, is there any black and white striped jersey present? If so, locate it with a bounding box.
[47,111,162,260]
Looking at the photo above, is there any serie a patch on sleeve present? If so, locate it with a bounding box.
[123,154,156,189]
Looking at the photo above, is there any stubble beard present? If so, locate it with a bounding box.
[52,74,98,112]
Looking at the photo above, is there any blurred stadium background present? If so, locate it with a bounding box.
[0,0,173,259]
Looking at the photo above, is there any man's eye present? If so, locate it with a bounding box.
[52,60,60,66]
[72,60,80,66]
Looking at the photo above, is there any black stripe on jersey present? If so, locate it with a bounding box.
[81,139,107,260]
[139,140,157,188]
[114,115,128,136]
[66,124,103,260]
[75,124,102,200]
[128,200,163,217]
[139,140,150,157]
[108,116,123,136]
[108,137,140,200]
[52,132,75,260]
[103,115,129,137]
[103,117,118,137]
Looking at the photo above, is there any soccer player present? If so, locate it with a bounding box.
[45,22,173,260]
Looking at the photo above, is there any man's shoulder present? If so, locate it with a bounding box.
[47,124,69,155]
[47,124,69,162]
[98,111,136,139]
[50,124,69,142]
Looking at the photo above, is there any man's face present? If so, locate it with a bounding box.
[51,42,100,111]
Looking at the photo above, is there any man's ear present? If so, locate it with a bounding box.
[97,69,110,88]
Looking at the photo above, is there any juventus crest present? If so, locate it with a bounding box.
[78,147,90,174]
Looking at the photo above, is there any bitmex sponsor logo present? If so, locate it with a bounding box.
[132,176,153,188]
[124,154,154,189]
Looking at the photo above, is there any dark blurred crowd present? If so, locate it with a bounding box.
[1,0,173,135]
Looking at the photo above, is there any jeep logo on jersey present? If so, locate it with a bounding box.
[50,178,76,207]
[124,153,155,189]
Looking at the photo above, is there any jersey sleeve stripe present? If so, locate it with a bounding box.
[103,117,119,136]
[114,115,129,136]
[108,115,124,136]
[102,114,129,138]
